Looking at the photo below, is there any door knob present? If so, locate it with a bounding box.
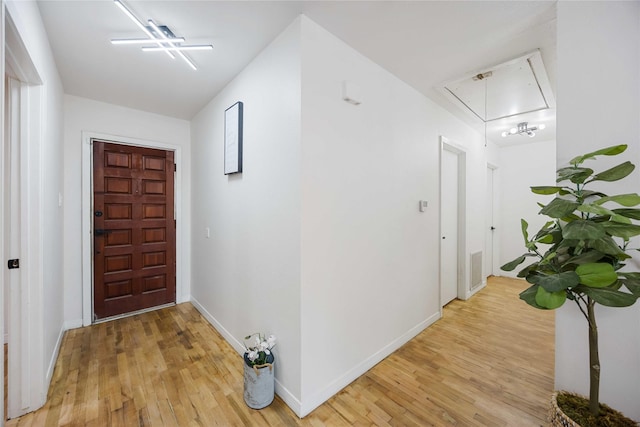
[94,229,112,236]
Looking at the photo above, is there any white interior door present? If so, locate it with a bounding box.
[4,75,31,419]
[485,166,496,277]
[440,148,459,305]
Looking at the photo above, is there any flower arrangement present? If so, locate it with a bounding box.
[243,333,276,367]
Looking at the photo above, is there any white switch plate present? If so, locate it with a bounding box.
[205,227,210,238]
[419,200,428,212]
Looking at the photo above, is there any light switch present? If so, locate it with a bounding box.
[419,200,428,212]
[205,227,210,238]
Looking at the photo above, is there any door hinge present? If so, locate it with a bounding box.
[174,163,177,172]
[175,219,177,228]
[7,259,19,269]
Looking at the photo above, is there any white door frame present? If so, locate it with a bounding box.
[81,132,185,326]
[439,136,467,308]
[485,163,499,278]
[1,4,6,421]
[3,8,47,419]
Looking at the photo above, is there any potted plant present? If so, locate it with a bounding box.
[501,144,640,426]
[242,333,277,409]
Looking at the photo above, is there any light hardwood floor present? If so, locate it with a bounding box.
[6,276,553,426]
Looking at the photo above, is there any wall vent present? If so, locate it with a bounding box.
[471,251,483,289]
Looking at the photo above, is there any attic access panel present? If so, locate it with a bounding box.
[442,50,554,122]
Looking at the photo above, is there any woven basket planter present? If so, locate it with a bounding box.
[549,392,581,427]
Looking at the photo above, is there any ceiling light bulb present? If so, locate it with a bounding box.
[509,128,517,134]
[539,124,546,130]
[501,131,508,137]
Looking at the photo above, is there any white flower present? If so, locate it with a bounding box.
[248,350,258,361]
[267,335,276,348]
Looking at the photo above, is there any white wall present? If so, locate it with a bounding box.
[298,16,501,415]
[498,139,556,278]
[556,1,640,421]
[5,0,65,408]
[189,17,302,406]
[63,95,191,325]
[189,13,510,418]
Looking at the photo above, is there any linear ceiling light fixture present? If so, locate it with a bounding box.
[111,0,212,70]
[501,122,546,138]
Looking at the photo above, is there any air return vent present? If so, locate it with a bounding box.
[471,251,483,289]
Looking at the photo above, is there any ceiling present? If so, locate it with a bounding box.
[36,0,557,144]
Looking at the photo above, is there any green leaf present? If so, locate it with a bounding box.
[612,208,640,220]
[590,235,631,259]
[562,220,606,240]
[581,190,608,199]
[520,219,529,245]
[519,285,546,309]
[535,286,566,309]
[601,222,640,239]
[619,272,640,280]
[610,214,632,224]
[531,186,563,195]
[501,255,529,272]
[577,204,613,217]
[580,286,638,307]
[575,263,617,288]
[537,234,554,244]
[591,161,635,182]
[569,144,628,166]
[517,262,539,278]
[620,278,640,297]
[594,193,640,207]
[557,167,594,184]
[540,198,580,219]
[527,271,579,292]
[562,250,605,267]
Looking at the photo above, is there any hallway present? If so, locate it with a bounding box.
[6,276,553,426]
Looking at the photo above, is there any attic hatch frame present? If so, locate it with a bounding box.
[438,50,556,124]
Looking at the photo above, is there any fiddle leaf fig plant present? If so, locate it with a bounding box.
[501,144,640,418]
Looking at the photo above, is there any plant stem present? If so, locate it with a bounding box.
[587,298,600,416]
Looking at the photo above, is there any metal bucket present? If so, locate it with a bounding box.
[243,353,275,409]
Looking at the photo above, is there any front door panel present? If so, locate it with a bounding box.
[93,141,176,319]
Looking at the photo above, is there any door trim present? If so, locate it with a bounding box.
[81,131,185,326]
[439,136,467,310]
[485,163,499,279]
[3,8,47,418]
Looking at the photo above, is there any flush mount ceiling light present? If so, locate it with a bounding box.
[111,0,212,70]
[501,122,546,138]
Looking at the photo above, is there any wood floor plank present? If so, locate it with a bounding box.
[5,277,553,426]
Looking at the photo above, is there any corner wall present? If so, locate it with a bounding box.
[556,1,640,420]
[189,18,303,406]
[298,15,501,415]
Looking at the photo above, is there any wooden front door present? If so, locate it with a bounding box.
[93,141,176,320]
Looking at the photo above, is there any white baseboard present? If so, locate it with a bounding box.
[191,297,305,416]
[299,310,441,417]
[45,323,67,389]
[64,319,83,331]
[465,281,487,299]
[190,297,244,354]
[190,298,442,419]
